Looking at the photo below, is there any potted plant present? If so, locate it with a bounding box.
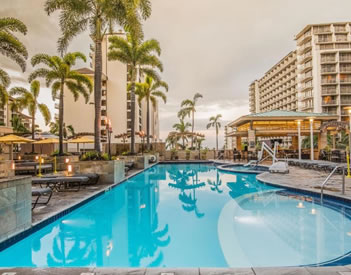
[201,148,208,160]
[185,149,191,160]
[171,148,178,160]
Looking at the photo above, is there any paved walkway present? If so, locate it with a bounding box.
[257,165,351,199]
[2,266,351,274]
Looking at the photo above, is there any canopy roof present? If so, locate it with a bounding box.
[68,137,94,144]
[33,138,67,144]
[0,134,33,144]
[228,110,337,128]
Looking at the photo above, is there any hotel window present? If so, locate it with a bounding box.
[340,74,351,82]
[334,25,346,32]
[336,34,348,42]
[340,63,351,72]
[320,44,334,50]
[341,85,351,94]
[321,53,336,62]
[314,25,330,34]
[318,34,332,43]
[322,75,336,83]
[321,64,336,73]
[336,43,350,49]
[340,52,351,62]
[127,121,132,129]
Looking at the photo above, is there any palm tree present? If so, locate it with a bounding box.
[172,119,191,149]
[10,81,51,152]
[11,115,30,134]
[44,0,152,153]
[29,52,92,155]
[108,34,163,154]
[0,17,28,106]
[49,120,75,139]
[135,75,168,150]
[178,93,203,148]
[206,114,222,152]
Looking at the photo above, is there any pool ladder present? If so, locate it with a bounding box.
[320,166,345,203]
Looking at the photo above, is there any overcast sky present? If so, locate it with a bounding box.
[1,0,351,148]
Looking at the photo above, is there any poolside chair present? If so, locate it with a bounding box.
[72,173,100,185]
[32,187,53,210]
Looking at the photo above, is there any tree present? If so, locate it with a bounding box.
[49,120,75,139]
[45,0,152,153]
[11,115,30,134]
[108,34,163,154]
[10,81,51,152]
[0,17,28,106]
[178,93,203,149]
[206,114,222,152]
[29,52,92,155]
[135,75,168,150]
[172,119,191,149]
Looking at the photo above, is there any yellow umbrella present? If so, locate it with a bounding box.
[0,134,34,160]
[33,138,67,144]
[68,137,94,153]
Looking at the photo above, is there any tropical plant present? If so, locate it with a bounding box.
[172,119,191,149]
[178,93,203,148]
[135,75,168,150]
[80,151,109,161]
[49,120,75,139]
[166,134,178,150]
[301,135,318,149]
[108,33,163,154]
[10,115,30,134]
[45,0,152,153]
[0,17,28,106]
[29,52,92,155]
[206,114,222,152]
[10,81,51,152]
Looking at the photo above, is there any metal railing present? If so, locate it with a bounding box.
[320,166,345,202]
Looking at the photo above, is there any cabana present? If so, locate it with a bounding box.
[226,110,339,160]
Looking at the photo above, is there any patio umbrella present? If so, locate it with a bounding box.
[33,138,67,154]
[0,134,34,160]
[68,137,94,152]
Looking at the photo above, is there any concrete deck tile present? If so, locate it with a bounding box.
[0,268,93,275]
[94,268,146,275]
[306,266,351,275]
[253,267,310,275]
[145,268,199,275]
[200,268,254,274]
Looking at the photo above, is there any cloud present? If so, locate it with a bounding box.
[2,0,351,147]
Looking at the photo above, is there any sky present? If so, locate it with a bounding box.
[2,0,351,148]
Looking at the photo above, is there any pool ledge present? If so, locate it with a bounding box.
[257,171,351,205]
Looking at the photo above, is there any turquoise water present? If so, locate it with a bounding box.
[1,163,351,267]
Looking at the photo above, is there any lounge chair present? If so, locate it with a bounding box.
[32,187,53,210]
[32,176,89,192]
[72,173,99,185]
[125,162,134,174]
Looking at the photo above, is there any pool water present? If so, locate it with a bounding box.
[1,163,351,267]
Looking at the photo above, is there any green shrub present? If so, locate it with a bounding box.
[80,151,109,161]
[51,150,71,157]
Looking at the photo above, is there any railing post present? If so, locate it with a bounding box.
[342,168,346,195]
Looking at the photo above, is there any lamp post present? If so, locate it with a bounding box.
[309,118,314,160]
[296,120,302,160]
[106,118,113,160]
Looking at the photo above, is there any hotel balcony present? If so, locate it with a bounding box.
[321,80,337,85]
[340,56,351,63]
[297,32,312,46]
[340,99,351,105]
[299,52,312,64]
[322,100,338,106]
[321,57,336,64]
[321,89,337,95]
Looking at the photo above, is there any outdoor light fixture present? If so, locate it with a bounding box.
[67,164,72,174]
[65,158,70,164]
[310,208,316,215]
[297,202,305,209]
[18,155,21,160]
[140,204,146,209]
[35,155,39,161]
[11,161,15,170]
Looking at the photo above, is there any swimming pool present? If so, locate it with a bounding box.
[1,163,351,267]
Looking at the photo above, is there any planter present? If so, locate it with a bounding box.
[72,160,125,184]
[119,155,149,169]
[56,155,79,171]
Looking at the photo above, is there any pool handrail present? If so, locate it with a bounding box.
[320,165,345,203]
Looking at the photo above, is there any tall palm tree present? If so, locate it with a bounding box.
[11,115,30,134]
[178,93,203,148]
[44,0,152,153]
[108,34,163,154]
[29,52,92,155]
[49,120,75,139]
[206,114,222,152]
[0,17,28,106]
[135,75,168,150]
[172,119,191,149]
[10,81,51,152]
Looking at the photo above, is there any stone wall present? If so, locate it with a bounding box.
[0,176,32,243]
[72,160,125,185]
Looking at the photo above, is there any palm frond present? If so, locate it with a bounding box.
[38,103,52,125]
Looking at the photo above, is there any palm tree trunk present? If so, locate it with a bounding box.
[146,98,150,151]
[94,40,102,153]
[59,82,64,155]
[130,82,136,155]
[216,127,218,152]
[31,114,35,153]
[191,110,194,148]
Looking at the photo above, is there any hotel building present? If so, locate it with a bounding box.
[249,22,351,121]
[61,32,160,144]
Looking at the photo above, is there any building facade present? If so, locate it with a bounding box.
[61,32,160,144]
[249,22,351,121]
